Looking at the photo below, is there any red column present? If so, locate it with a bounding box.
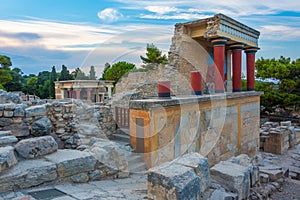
[68,89,73,98]
[190,71,202,95]
[212,39,227,93]
[245,49,257,91]
[75,89,81,99]
[87,89,92,101]
[231,44,244,92]
[158,81,170,98]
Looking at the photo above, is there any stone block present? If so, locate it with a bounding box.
[3,111,14,117]
[4,103,16,111]
[259,173,269,183]
[0,146,17,173]
[280,121,291,127]
[0,159,57,193]
[259,168,283,182]
[15,136,58,159]
[148,163,201,200]
[44,149,97,178]
[175,152,210,193]
[210,161,250,200]
[0,131,12,137]
[228,154,259,187]
[71,173,89,183]
[14,106,25,117]
[0,118,13,126]
[0,135,18,147]
[31,116,53,136]
[25,105,46,118]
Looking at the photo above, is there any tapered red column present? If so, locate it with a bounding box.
[231,44,244,92]
[212,39,227,93]
[68,89,73,98]
[245,49,257,91]
[190,71,202,95]
[87,89,92,101]
[75,89,81,99]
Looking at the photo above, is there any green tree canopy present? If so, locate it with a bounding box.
[4,68,24,91]
[140,43,167,70]
[72,68,89,80]
[103,61,135,83]
[0,55,12,89]
[59,65,73,81]
[256,56,300,111]
[0,55,12,69]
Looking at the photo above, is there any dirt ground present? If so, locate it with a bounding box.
[270,179,300,200]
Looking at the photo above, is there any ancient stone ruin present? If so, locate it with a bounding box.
[1,13,300,200]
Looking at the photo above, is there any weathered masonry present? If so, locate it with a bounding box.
[55,80,114,102]
[169,13,260,93]
[128,14,262,167]
[130,92,261,167]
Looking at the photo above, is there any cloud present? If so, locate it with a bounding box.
[97,8,123,22]
[145,6,178,15]
[259,25,300,40]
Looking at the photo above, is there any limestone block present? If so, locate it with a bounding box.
[77,124,102,136]
[14,106,25,117]
[0,90,21,104]
[280,121,291,127]
[88,138,129,171]
[4,103,16,111]
[15,136,58,159]
[210,161,250,200]
[148,163,201,200]
[71,172,89,183]
[31,116,53,136]
[0,135,18,147]
[3,111,14,117]
[0,130,12,137]
[259,167,283,182]
[208,188,238,200]
[0,118,13,126]
[44,149,97,178]
[228,154,259,187]
[175,153,210,193]
[0,146,17,173]
[25,105,46,118]
[0,159,57,193]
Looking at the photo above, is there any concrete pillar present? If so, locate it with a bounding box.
[245,49,258,91]
[87,89,92,101]
[231,44,244,92]
[212,38,227,93]
[75,89,81,99]
[158,81,170,98]
[190,71,202,95]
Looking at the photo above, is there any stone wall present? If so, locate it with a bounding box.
[0,95,117,149]
[113,23,212,108]
[260,121,297,154]
[129,92,261,168]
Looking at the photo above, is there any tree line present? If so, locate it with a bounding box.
[4,43,298,113]
[0,43,167,99]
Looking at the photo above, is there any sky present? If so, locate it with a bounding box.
[0,0,300,76]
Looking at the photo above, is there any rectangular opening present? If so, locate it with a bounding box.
[28,188,67,200]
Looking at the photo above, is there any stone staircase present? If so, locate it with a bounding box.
[111,129,148,174]
[0,131,18,147]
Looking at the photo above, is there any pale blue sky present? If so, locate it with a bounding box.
[0,0,300,75]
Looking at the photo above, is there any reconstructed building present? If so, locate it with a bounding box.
[127,14,262,167]
[55,80,114,102]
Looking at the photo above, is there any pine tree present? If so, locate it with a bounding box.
[49,66,57,98]
[140,43,167,70]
